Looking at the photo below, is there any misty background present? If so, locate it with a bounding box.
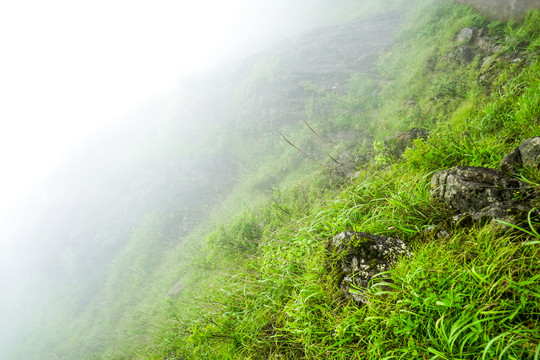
[0,0,354,217]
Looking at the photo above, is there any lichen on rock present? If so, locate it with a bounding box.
[501,137,540,174]
[431,166,521,213]
[431,158,539,230]
[326,231,410,304]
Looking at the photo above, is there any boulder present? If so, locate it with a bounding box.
[431,140,540,232]
[431,166,521,212]
[500,137,540,173]
[327,231,410,303]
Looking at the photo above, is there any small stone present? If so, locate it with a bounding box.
[403,99,417,108]
[456,28,476,44]
[481,55,494,68]
[425,224,451,239]
[452,213,473,227]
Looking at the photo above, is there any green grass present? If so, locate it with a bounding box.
[158,166,539,359]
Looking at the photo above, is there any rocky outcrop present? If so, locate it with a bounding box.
[452,27,503,64]
[327,231,410,304]
[235,12,402,130]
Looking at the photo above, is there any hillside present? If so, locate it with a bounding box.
[1,0,539,359]
[158,1,539,359]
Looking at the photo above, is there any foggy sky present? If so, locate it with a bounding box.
[0,0,344,219]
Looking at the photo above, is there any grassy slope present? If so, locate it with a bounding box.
[28,1,538,359]
[149,1,539,359]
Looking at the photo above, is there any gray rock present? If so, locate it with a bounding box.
[456,27,477,44]
[500,137,540,173]
[327,231,410,303]
[519,137,540,170]
[432,141,540,232]
[431,167,521,212]
[500,147,522,174]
